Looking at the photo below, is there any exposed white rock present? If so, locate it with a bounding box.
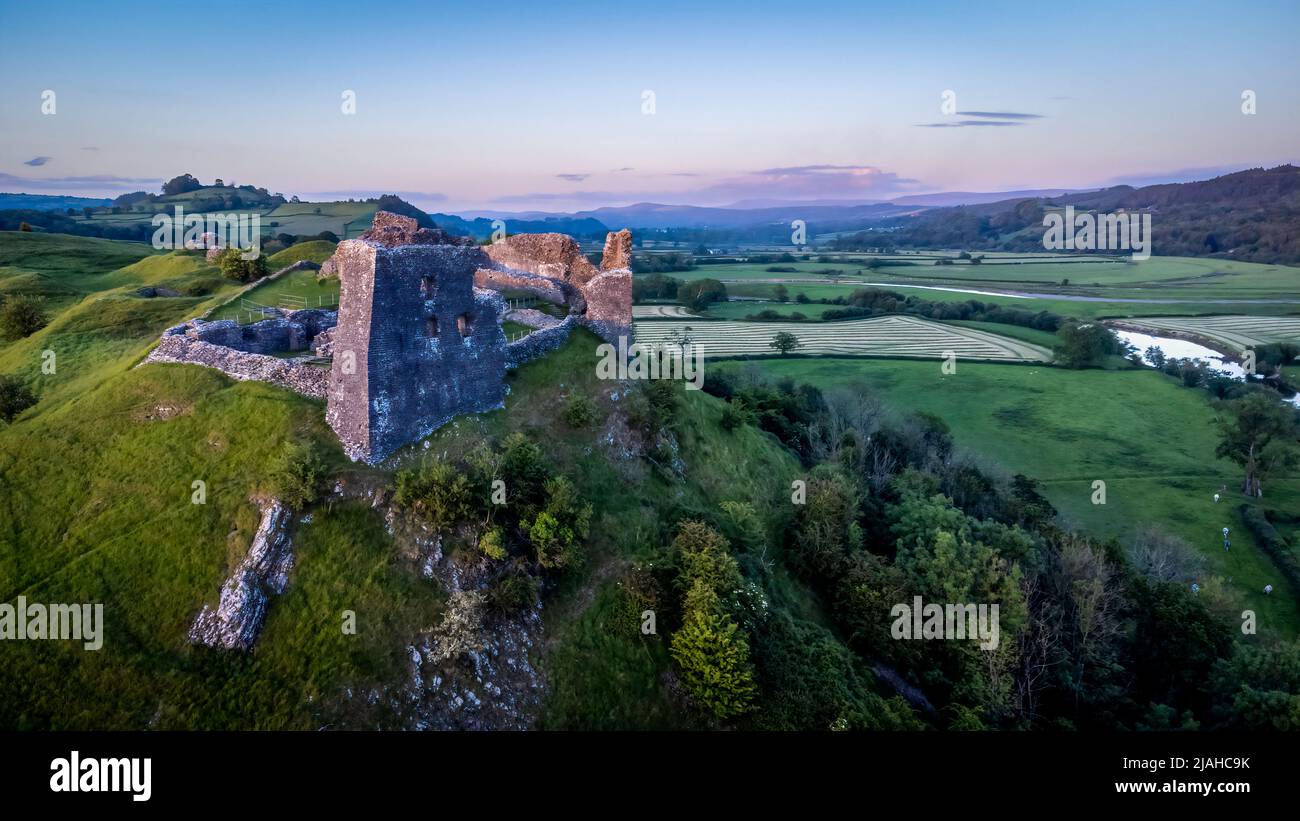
[189,500,295,650]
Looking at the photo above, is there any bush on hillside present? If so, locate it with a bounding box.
[0,295,48,340]
[0,375,37,423]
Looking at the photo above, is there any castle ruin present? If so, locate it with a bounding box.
[145,211,634,464]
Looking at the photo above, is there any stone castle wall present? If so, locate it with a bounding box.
[145,322,330,399]
[325,237,509,463]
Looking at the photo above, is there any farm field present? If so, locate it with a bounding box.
[671,252,1300,324]
[724,357,1300,637]
[632,304,698,319]
[1114,315,1300,352]
[633,315,1052,361]
[69,198,378,240]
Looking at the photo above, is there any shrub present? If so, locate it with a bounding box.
[525,476,592,571]
[489,567,540,611]
[719,403,752,432]
[1240,506,1300,594]
[500,432,551,507]
[266,440,327,508]
[394,460,473,529]
[479,526,508,561]
[0,375,37,423]
[561,394,598,428]
[0,295,48,341]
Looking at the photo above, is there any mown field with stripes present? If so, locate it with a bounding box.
[1117,315,1300,351]
[633,315,1052,362]
[632,304,698,319]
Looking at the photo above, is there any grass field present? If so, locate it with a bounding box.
[209,267,339,322]
[69,199,376,241]
[664,253,1300,324]
[632,304,698,319]
[634,315,1052,362]
[1114,315,1300,352]
[725,357,1300,637]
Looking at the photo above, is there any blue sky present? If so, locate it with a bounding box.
[1,0,1297,211]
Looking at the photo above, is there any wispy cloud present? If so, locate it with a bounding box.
[489,163,918,209]
[301,188,448,203]
[0,172,160,192]
[23,156,52,166]
[916,109,1043,128]
[555,173,589,183]
[915,120,1026,128]
[957,111,1042,120]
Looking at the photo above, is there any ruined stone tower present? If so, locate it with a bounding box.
[325,215,508,463]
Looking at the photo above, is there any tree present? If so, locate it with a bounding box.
[677,278,726,312]
[0,295,47,341]
[772,284,789,303]
[161,173,203,196]
[1214,393,1299,497]
[1053,323,1115,368]
[217,247,269,283]
[18,222,32,232]
[769,331,800,356]
[1144,345,1166,369]
[670,608,757,720]
[0,375,37,423]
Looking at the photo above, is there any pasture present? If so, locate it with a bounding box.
[632,315,1052,362]
[727,357,1300,637]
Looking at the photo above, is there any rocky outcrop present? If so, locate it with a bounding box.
[189,500,295,651]
[144,322,330,399]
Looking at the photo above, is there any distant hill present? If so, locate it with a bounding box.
[832,165,1300,264]
[888,189,1085,206]
[0,193,113,211]
[430,212,609,240]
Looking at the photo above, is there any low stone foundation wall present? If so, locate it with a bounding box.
[506,308,562,330]
[144,322,329,399]
[185,309,337,355]
[506,314,581,369]
[474,264,573,307]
